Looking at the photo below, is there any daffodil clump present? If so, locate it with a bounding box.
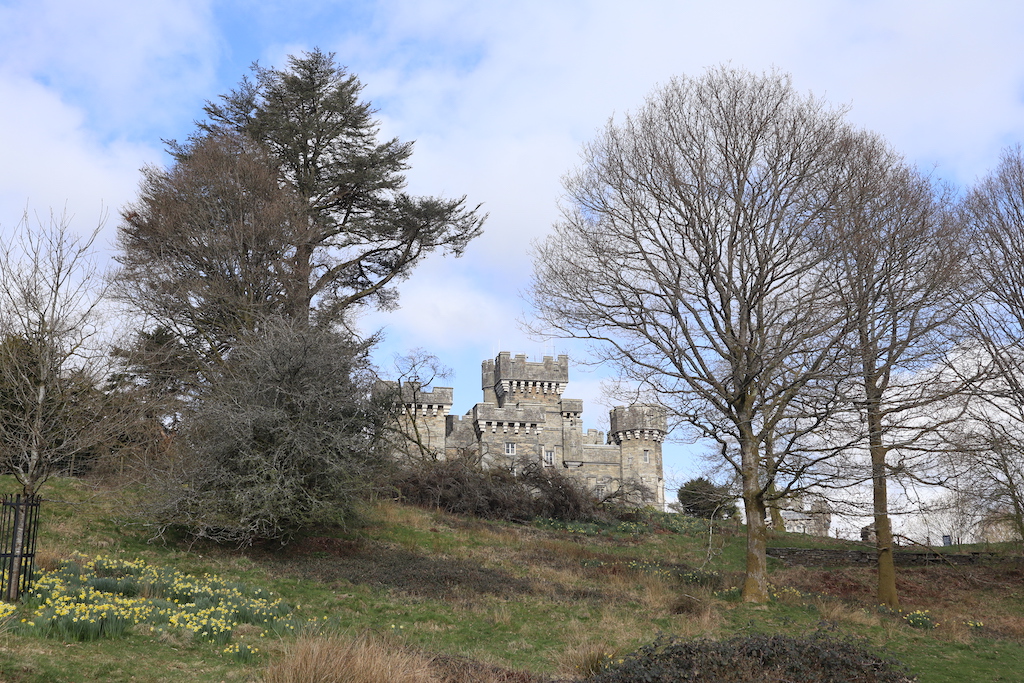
[875,604,939,630]
[902,609,937,630]
[18,555,292,644]
[769,585,812,603]
[0,602,17,622]
[223,641,260,664]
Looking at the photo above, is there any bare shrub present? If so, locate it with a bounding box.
[141,319,393,546]
[392,458,600,523]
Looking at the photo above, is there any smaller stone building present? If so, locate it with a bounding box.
[777,499,832,537]
[395,352,668,508]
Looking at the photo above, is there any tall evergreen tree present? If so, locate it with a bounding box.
[116,49,485,364]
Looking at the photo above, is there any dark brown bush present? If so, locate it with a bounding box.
[589,632,915,683]
[391,459,600,523]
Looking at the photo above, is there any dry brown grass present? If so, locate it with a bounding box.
[669,605,721,639]
[373,500,437,532]
[669,585,715,617]
[556,641,620,679]
[485,603,512,626]
[262,632,437,683]
[813,598,880,628]
[600,570,636,598]
[637,573,677,613]
[983,612,1024,640]
[936,618,974,644]
[33,550,65,573]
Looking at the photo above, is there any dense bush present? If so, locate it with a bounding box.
[392,458,601,522]
[589,632,915,683]
[143,319,395,546]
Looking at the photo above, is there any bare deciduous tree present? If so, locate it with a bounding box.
[0,210,111,600]
[954,145,1024,547]
[388,350,452,461]
[0,210,109,495]
[819,132,969,608]
[528,67,854,602]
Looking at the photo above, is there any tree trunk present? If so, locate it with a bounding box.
[867,397,899,608]
[5,496,28,603]
[767,484,786,532]
[740,434,769,603]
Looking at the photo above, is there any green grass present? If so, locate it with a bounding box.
[1,476,1022,681]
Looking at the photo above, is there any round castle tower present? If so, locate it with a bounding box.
[609,405,667,506]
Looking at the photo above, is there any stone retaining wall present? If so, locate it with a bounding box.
[766,547,1016,567]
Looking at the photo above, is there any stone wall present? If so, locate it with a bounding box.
[766,547,1017,567]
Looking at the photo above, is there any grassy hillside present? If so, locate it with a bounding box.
[1,476,1022,682]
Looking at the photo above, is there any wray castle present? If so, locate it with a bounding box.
[395,352,668,508]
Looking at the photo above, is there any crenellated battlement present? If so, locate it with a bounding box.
[397,382,452,418]
[482,352,569,407]
[608,405,667,443]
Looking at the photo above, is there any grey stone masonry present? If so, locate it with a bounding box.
[396,352,668,508]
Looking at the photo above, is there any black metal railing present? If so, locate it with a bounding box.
[0,494,40,602]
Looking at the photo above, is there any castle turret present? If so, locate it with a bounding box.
[609,405,667,506]
[484,352,569,408]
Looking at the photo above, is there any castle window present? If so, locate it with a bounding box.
[642,449,650,464]
[504,442,516,456]
[544,450,554,466]
[594,484,606,497]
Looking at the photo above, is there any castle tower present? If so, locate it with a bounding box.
[469,353,570,467]
[609,405,667,506]
[397,381,453,458]
[482,352,568,408]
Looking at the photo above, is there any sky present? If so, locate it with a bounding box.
[3,0,1024,494]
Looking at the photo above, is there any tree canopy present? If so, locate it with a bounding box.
[529,66,856,602]
[115,49,485,368]
[676,478,737,519]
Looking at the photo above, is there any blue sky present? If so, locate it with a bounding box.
[3,0,1024,488]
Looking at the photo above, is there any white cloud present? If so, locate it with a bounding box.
[0,73,156,247]
[0,0,219,139]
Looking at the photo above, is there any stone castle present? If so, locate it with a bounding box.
[395,352,667,508]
